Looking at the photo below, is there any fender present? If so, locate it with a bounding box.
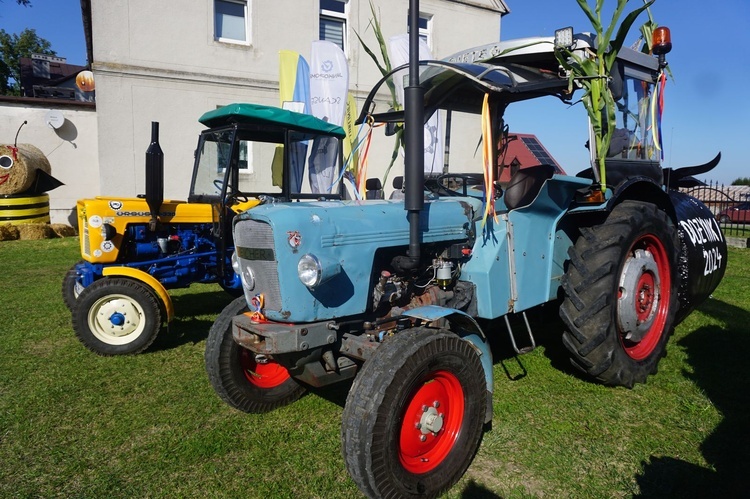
[102,266,174,322]
[403,305,493,424]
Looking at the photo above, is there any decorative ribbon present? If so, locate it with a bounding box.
[481,93,498,228]
[249,294,266,323]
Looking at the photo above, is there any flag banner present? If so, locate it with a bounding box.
[343,92,359,171]
[388,34,443,175]
[309,41,349,193]
[277,50,311,192]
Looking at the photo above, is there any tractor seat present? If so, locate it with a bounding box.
[365,178,384,199]
[503,164,555,210]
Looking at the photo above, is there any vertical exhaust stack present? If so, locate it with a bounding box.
[145,121,164,231]
[393,0,425,272]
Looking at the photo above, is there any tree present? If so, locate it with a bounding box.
[0,28,56,96]
[732,177,750,186]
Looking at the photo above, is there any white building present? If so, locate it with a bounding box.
[86,0,508,202]
[0,1,508,224]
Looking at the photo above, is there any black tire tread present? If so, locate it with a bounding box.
[204,296,305,413]
[341,328,486,498]
[560,201,679,388]
[72,277,162,356]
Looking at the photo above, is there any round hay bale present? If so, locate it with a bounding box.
[50,224,77,237]
[17,223,54,240]
[0,223,20,241]
[0,144,52,195]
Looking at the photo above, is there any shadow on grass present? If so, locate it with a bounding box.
[481,301,588,383]
[460,480,503,498]
[148,289,235,352]
[634,298,750,497]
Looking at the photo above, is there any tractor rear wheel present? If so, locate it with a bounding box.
[204,296,305,413]
[560,201,679,387]
[341,328,486,498]
[72,277,162,355]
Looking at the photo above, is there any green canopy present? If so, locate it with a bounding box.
[199,103,346,139]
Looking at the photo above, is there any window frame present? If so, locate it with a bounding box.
[214,0,251,45]
[407,11,433,50]
[319,0,349,53]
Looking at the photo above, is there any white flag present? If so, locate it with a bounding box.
[389,34,443,175]
[309,41,349,193]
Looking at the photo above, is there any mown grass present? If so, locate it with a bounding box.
[0,238,747,498]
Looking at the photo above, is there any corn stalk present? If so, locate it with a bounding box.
[354,0,404,185]
[555,0,655,189]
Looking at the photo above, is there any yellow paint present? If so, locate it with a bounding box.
[102,266,174,322]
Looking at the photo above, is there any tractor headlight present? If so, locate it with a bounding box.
[231,251,255,290]
[298,254,323,288]
[100,223,117,241]
[231,251,240,273]
[297,253,342,289]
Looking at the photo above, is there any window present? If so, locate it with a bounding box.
[407,11,432,48]
[320,0,347,51]
[215,0,249,44]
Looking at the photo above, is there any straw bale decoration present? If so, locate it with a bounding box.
[0,142,69,239]
[0,143,63,196]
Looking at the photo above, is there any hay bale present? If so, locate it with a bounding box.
[17,223,54,240]
[0,144,52,195]
[0,223,19,241]
[50,224,77,238]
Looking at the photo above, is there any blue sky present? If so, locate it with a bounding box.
[2,0,747,184]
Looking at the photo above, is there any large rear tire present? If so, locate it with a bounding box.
[72,277,162,355]
[204,296,305,413]
[560,201,679,387]
[341,328,486,498]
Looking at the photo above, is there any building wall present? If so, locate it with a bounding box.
[0,98,98,224]
[90,0,506,199]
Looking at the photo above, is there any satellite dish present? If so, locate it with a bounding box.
[45,110,65,129]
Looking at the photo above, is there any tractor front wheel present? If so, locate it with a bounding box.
[560,201,679,387]
[204,296,305,413]
[341,328,486,498]
[72,277,162,355]
[61,261,84,311]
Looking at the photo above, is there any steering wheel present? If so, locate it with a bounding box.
[435,174,482,197]
[213,179,248,204]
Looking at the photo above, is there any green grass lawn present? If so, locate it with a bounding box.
[1,238,748,498]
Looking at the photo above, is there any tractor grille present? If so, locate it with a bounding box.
[82,218,91,257]
[234,219,282,311]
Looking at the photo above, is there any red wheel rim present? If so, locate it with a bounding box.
[398,370,464,474]
[239,348,290,388]
[619,234,671,360]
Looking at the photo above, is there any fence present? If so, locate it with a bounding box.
[681,181,750,239]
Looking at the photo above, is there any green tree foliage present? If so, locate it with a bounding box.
[0,28,56,96]
[731,177,750,186]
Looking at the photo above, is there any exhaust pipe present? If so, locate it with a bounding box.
[393,0,425,272]
[145,121,164,231]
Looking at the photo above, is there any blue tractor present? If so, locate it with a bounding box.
[205,19,726,498]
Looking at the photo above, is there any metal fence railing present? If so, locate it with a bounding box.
[681,182,750,238]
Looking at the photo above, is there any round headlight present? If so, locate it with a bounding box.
[298,254,322,288]
[100,223,117,241]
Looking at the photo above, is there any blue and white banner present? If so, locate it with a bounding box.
[308,41,348,193]
[389,34,443,175]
